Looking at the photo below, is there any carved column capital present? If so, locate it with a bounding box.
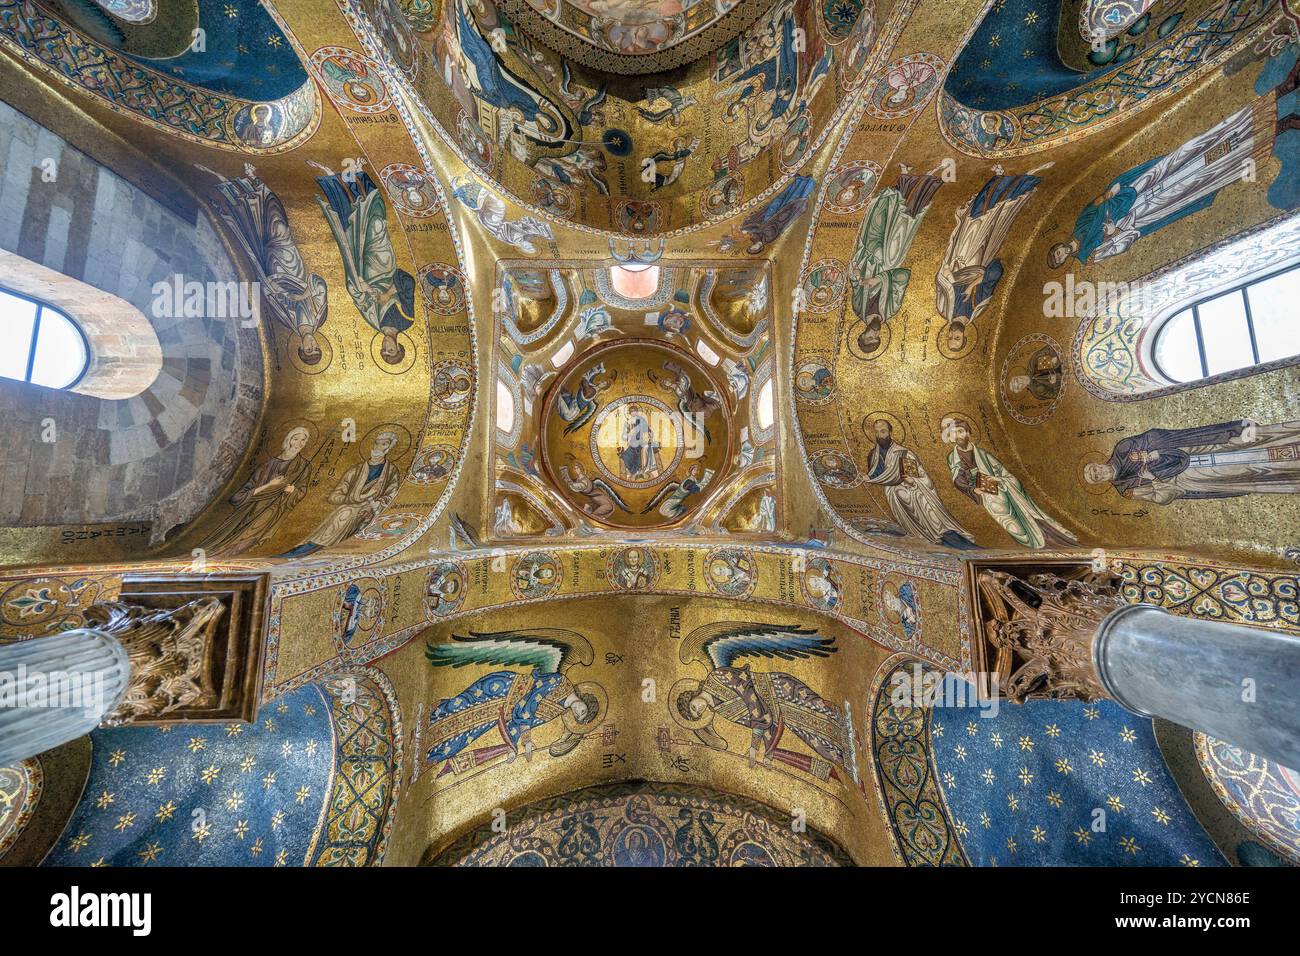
[976,569,1127,704]
[83,597,226,725]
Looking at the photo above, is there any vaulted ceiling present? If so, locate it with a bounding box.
[2,0,1298,870]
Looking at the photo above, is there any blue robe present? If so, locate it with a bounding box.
[426,670,567,763]
[1070,159,1215,263]
[315,172,414,333]
[457,5,542,122]
[742,175,815,246]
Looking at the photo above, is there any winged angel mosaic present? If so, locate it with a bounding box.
[423,630,608,780]
[670,624,860,786]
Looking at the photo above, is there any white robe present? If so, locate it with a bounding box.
[1094,103,1267,261]
[865,441,972,545]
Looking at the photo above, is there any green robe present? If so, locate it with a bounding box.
[849,187,923,323]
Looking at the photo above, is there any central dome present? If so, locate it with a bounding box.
[496,0,774,74]
[540,340,732,529]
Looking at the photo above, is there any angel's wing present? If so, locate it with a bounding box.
[680,623,836,669]
[583,86,607,113]
[425,629,593,674]
[645,86,682,107]
[590,478,631,513]
[641,480,681,514]
[560,61,578,97]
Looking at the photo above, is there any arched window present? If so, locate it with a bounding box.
[1151,260,1300,384]
[609,264,659,300]
[0,249,161,399]
[0,285,88,389]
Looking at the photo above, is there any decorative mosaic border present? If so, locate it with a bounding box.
[309,666,403,866]
[261,541,965,697]
[868,654,968,866]
[430,779,855,864]
[1116,559,1300,632]
[1195,732,1300,864]
[0,0,320,153]
[937,0,1281,158]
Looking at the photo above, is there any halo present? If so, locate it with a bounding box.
[668,678,713,730]
[268,418,320,456]
[355,512,421,540]
[704,548,756,596]
[845,315,891,361]
[287,329,333,375]
[811,448,861,488]
[418,263,466,314]
[794,360,834,402]
[370,330,418,374]
[802,259,846,313]
[563,680,609,733]
[861,411,905,445]
[1077,449,1114,496]
[939,411,979,445]
[408,444,457,484]
[878,573,922,640]
[605,547,660,590]
[1046,237,1076,272]
[824,161,880,214]
[358,422,413,463]
[431,359,475,410]
[936,320,978,360]
[1000,334,1065,424]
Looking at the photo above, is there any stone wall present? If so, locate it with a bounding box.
[0,99,262,547]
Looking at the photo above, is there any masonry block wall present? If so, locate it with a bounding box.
[0,100,263,548]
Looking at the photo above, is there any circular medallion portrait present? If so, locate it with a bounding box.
[800,555,842,612]
[704,548,757,598]
[456,112,493,170]
[419,264,468,315]
[424,560,468,617]
[335,577,386,647]
[431,359,475,409]
[866,52,945,117]
[794,360,836,405]
[824,160,881,214]
[878,573,922,645]
[1000,334,1066,425]
[311,47,391,113]
[811,449,860,489]
[605,547,661,591]
[354,512,421,540]
[381,163,440,218]
[510,551,563,600]
[408,444,459,484]
[801,259,847,313]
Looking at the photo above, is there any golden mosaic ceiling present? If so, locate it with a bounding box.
[2,0,1299,873]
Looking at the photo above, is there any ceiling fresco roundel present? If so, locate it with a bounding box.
[541,340,731,529]
[497,0,774,74]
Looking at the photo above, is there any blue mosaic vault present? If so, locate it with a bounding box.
[45,685,337,867]
[930,679,1225,866]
